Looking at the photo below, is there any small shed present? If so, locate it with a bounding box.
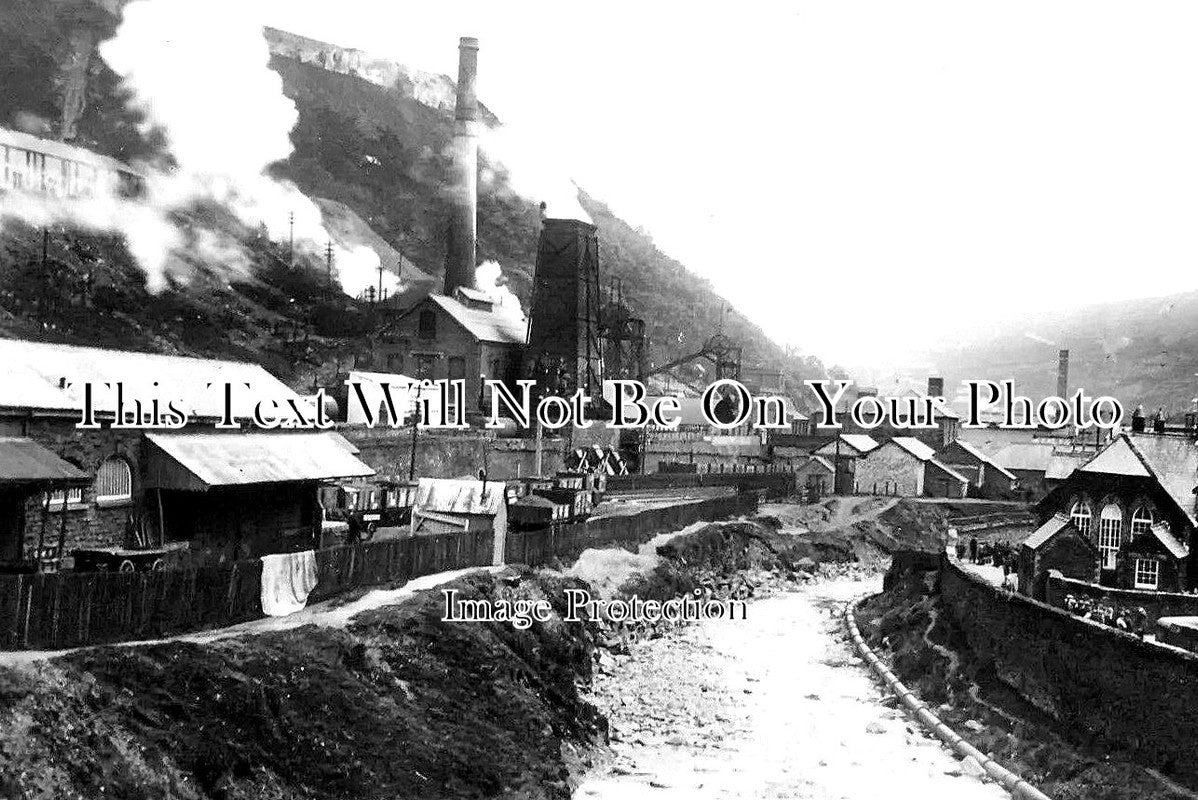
[410,478,508,565]
[794,455,834,500]
[1018,513,1100,599]
[0,437,90,569]
[143,431,375,560]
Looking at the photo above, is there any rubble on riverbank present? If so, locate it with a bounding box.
[0,498,946,800]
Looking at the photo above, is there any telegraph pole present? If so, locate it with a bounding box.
[325,240,334,280]
[288,212,294,267]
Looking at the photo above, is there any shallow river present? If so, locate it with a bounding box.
[574,576,1010,800]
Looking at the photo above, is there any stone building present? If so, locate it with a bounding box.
[1017,513,1101,599]
[813,434,878,495]
[939,439,1019,499]
[1033,432,1196,592]
[370,288,526,416]
[0,339,373,570]
[853,436,969,498]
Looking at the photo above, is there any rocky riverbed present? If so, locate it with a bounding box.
[575,570,1011,799]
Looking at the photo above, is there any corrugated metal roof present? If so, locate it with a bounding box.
[144,432,374,490]
[427,294,527,344]
[414,478,505,515]
[0,338,300,420]
[0,438,89,484]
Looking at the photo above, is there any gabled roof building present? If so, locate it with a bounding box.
[1032,432,1198,593]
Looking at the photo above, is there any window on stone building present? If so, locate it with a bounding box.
[416,355,436,379]
[1098,502,1122,570]
[386,353,404,372]
[1069,498,1092,536]
[44,487,83,509]
[418,310,437,339]
[1131,505,1154,537]
[448,357,466,381]
[94,457,132,504]
[1134,558,1160,590]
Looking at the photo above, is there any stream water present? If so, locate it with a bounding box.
[574,576,1011,799]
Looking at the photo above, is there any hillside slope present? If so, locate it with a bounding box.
[931,290,1198,415]
[0,7,828,391]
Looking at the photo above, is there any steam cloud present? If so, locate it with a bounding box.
[2,1,585,298]
[0,0,389,297]
[474,260,523,314]
[479,125,591,223]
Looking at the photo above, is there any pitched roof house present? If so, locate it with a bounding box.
[370,289,527,416]
[1034,433,1197,593]
[854,436,970,498]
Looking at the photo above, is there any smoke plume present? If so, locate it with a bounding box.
[0,0,391,298]
[479,124,591,223]
[474,260,523,314]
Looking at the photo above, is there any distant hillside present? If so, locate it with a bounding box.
[931,290,1198,415]
[0,7,829,394]
[273,54,828,385]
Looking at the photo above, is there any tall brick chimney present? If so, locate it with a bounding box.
[444,36,479,296]
[1057,349,1069,398]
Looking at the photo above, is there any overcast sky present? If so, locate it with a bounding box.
[260,1,1198,368]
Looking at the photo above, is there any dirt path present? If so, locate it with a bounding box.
[575,576,1011,799]
[0,565,502,667]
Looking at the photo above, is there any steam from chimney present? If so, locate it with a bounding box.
[480,125,592,224]
[474,260,523,314]
[0,0,389,297]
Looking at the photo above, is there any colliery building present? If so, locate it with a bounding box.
[0,339,373,572]
[371,287,527,411]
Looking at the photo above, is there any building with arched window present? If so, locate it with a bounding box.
[1022,433,1197,595]
[0,339,375,571]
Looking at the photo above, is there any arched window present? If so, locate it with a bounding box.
[94,457,132,504]
[1098,502,1122,570]
[1069,498,1092,536]
[1131,505,1154,537]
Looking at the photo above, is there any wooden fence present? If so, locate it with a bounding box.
[0,530,495,652]
[0,492,755,652]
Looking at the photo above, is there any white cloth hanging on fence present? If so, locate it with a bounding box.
[260,550,318,617]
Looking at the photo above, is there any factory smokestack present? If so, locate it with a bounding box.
[444,36,479,296]
[1057,349,1069,398]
